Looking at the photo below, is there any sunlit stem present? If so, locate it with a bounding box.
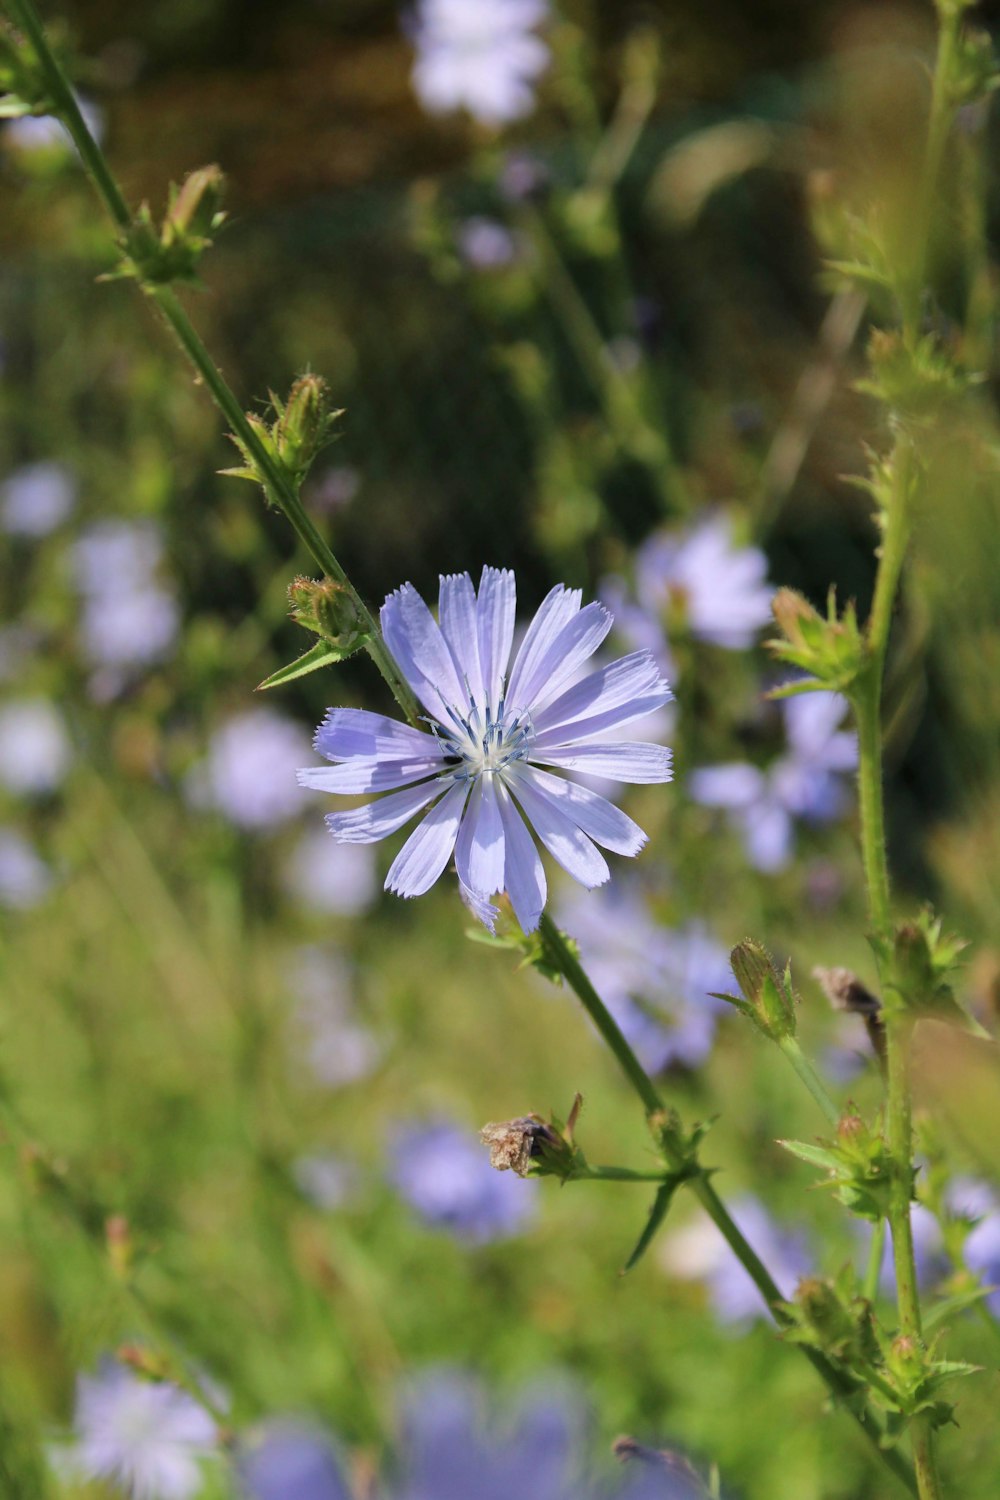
[4,0,420,728]
[536,915,917,1496]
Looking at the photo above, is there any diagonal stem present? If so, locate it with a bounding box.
[3,0,420,727]
[537,915,917,1496]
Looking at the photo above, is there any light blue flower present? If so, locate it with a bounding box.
[73,520,179,671]
[300,569,672,932]
[192,708,312,830]
[458,216,520,269]
[61,1361,217,1500]
[238,1421,352,1500]
[0,698,72,796]
[690,691,858,872]
[0,460,76,536]
[390,1119,538,1244]
[559,887,729,1072]
[603,513,773,671]
[0,827,52,908]
[409,0,550,126]
[948,1178,1000,1316]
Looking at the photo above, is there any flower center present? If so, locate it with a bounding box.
[437,695,535,780]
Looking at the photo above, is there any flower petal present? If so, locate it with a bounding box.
[381,583,465,723]
[455,776,506,897]
[326,779,446,844]
[385,779,470,896]
[505,584,581,708]
[314,707,442,763]
[531,651,672,743]
[516,765,646,856]
[477,567,516,708]
[496,780,546,932]
[533,741,673,783]
[438,572,485,707]
[506,770,609,889]
[521,601,613,714]
[298,758,444,794]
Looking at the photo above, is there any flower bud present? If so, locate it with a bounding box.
[288,577,362,646]
[725,939,797,1040]
[274,374,341,479]
[480,1094,584,1181]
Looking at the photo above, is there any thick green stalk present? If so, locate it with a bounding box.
[851,438,941,1497]
[537,915,917,1496]
[4,0,420,727]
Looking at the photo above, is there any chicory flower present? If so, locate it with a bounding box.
[300,569,672,932]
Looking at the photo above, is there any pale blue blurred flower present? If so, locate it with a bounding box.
[391,1371,698,1500]
[458,216,519,268]
[0,699,72,795]
[662,1196,810,1326]
[300,569,672,932]
[0,827,52,908]
[560,887,728,1072]
[238,1421,352,1500]
[409,0,550,126]
[284,828,378,916]
[290,945,381,1089]
[690,691,858,872]
[3,95,104,155]
[192,709,311,830]
[0,460,76,536]
[947,1178,1000,1316]
[63,1362,216,1500]
[73,520,179,670]
[390,1119,538,1244]
[603,513,773,670]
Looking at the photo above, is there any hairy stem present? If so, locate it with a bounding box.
[5,0,420,727]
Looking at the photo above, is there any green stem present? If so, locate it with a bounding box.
[575,1165,673,1183]
[903,1,963,341]
[864,1217,886,1304]
[537,915,917,1496]
[4,0,420,728]
[776,1035,842,1129]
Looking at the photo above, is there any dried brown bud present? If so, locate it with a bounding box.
[480,1115,561,1177]
[813,965,886,1071]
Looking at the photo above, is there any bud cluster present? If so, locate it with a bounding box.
[225,374,342,500]
[781,1107,897,1221]
[877,908,978,1030]
[767,587,866,698]
[858,330,977,422]
[116,166,227,286]
[288,577,364,651]
[783,1269,976,1435]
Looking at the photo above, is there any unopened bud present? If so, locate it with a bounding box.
[288,576,362,646]
[727,939,797,1040]
[771,587,821,650]
[274,374,341,478]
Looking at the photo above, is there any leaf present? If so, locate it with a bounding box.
[256,636,367,691]
[621,1178,681,1273]
[923,1284,998,1333]
[778,1139,843,1171]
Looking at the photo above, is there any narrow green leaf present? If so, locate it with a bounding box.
[257,636,367,691]
[778,1139,843,1171]
[923,1284,998,1332]
[621,1178,680,1273]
